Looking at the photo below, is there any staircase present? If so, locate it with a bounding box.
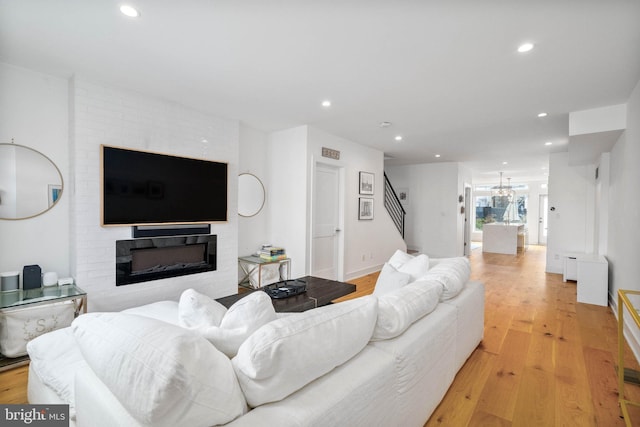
[384,172,406,238]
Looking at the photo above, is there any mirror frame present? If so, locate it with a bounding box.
[0,143,64,220]
[238,173,265,217]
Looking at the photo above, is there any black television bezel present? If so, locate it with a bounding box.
[100,145,228,227]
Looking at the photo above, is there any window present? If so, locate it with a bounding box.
[473,184,529,231]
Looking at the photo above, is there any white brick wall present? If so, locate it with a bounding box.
[69,78,239,312]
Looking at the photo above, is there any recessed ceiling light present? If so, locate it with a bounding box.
[502,161,508,165]
[537,112,548,118]
[321,100,331,108]
[517,42,534,53]
[120,5,140,18]
[435,154,441,158]
[545,141,553,146]
[394,135,402,142]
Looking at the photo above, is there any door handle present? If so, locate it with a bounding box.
[335,228,342,232]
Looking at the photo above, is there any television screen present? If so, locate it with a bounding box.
[101,145,227,226]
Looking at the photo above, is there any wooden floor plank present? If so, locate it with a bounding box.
[476,329,531,421]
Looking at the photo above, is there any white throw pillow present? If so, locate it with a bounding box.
[372,279,443,340]
[232,295,378,407]
[397,253,430,281]
[421,257,471,300]
[72,313,246,427]
[195,291,277,358]
[373,263,412,296]
[178,288,227,328]
[387,249,415,270]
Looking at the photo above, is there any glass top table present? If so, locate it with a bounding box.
[0,284,87,313]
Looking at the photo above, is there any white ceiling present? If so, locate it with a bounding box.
[1,1,639,183]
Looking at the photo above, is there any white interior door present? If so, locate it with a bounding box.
[538,194,548,245]
[463,186,471,256]
[312,163,342,280]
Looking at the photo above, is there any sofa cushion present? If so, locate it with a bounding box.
[71,312,246,427]
[186,291,277,358]
[232,295,378,407]
[398,254,430,281]
[178,288,227,328]
[372,279,443,341]
[122,300,180,325]
[421,257,470,300]
[373,263,412,296]
[388,249,415,270]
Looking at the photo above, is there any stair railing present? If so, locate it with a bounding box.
[384,172,406,238]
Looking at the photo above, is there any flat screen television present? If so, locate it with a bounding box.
[101,145,227,226]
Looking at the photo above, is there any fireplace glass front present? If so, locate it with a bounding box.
[116,235,216,286]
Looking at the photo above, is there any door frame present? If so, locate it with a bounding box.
[538,194,548,245]
[309,159,345,281]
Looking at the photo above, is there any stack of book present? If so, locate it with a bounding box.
[259,246,287,261]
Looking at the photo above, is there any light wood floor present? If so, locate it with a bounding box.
[3,246,640,426]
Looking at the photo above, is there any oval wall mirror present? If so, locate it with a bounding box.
[0,143,64,220]
[238,173,265,217]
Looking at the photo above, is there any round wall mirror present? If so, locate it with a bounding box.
[238,173,265,217]
[0,143,64,220]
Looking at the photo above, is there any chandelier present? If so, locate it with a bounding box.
[491,172,516,224]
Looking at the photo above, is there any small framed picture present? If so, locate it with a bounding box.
[359,197,374,220]
[359,171,374,195]
[48,184,62,207]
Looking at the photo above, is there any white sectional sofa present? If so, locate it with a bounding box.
[26,252,484,427]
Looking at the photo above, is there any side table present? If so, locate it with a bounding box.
[238,256,291,289]
[617,289,640,426]
[0,284,87,371]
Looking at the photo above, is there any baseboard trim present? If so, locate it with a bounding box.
[344,264,383,282]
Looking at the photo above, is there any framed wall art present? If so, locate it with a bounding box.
[359,197,374,220]
[359,171,374,195]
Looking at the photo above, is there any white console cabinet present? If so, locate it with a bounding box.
[563,253,608,306]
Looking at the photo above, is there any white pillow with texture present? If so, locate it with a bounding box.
[178,288,227,328]
[397,253,430,281]
[421,257,471,300]
[71,313,246,427]
[196,291,277,358]
[373,263,412,296]
[372,279,443,340]
[122,300,180,326]
[232,295,378,407]
[388,249,415,270]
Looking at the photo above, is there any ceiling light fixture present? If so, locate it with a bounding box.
[435,154,441,158]
[321,100,331,108]
[502,161,508,165]
[120,5,140,18]
[537,112,548,118]
[545,141,553,146]
[394,135,402,142]
[517,42,534,53]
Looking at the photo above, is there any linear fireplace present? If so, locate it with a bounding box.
[116,235,217,286]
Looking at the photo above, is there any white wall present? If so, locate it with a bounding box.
[609,78,640,358]
[0,62,70,282]
[307,127,405,280]
[545,152,596,273]
[265,125,405,281]
[238,125,270,256]
[385,162,466,258]
[69,77,239,312]
[267,126,309,279]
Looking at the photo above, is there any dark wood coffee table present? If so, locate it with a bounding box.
[216,276,356,313]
